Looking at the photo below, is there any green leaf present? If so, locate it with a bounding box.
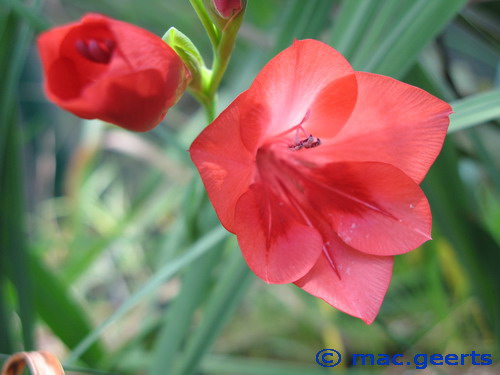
[174,249,254,375]
[449,89,500,132]
[148,244,225,375]
[66,225,228,365]
[360,0,468,77]
[163,26,206,91]
[349,0,402,68]
[0,9,37,348]
[405,61,500,347]
[423,143,500,340]
[0,283,14,353]
[274,0,336,55]
[326,0,379,59]
[148,177,222,375]
[0,0,39,170]
[201,355,334,375]
[29,253,106,364]
[2,0,50,32]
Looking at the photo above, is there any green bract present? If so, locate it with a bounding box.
[163,27,207,92]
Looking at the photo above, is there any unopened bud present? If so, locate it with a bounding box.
[202,0,246,30]
[213,0,244,18]
[163,27,206,92]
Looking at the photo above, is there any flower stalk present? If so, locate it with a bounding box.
[186,0,246,122]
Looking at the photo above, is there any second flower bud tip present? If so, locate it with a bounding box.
[213,0,244,18]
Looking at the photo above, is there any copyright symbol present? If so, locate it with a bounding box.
[316,349,342,367]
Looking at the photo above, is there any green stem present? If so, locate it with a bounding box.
[190,88,216,123]
[203,97,217,123]
[189,0,220,50]
[206,11,244,99]
[188,0,245,122]
[206,52,225,99]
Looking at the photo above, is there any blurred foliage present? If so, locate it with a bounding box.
[0,0,499,374]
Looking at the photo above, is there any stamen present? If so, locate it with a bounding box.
[267,109,321,151]
[322,242,341,279]
[289,134,321,151]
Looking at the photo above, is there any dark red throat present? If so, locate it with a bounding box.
[75,38,116,64]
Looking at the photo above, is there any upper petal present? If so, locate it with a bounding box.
[190,93,267,231]
[105,14,186,80]
[233,183,324,284]
[294,233,393,324]
[301,161,432,256]
[37,19,78,69]
[307,72,451,183]
[305,73,358,139]
[249,40,354,138]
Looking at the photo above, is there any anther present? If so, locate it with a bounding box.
[289,134,321,151]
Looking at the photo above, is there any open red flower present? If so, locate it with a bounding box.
[190,40,451,323]
[38,13,190,132]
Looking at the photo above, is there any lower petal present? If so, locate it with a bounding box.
[294,234,393,324]
[302,161,432,256]
[234,183,324,284]
[62,69,168,131]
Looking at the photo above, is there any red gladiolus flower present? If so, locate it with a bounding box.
[190,40,451,323]
[38,14,190,132]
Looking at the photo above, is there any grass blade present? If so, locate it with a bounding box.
[423,144,500,340]
[201,355,334,375]
[0,282,14,353]
[148,245,225,375]
[326,0,379,59]
[349,0,402,69]
[448,89,500,132]
[3,0,50,32]
[361,0,468,77]
[1,117,35,350]
[66,225,228,365]
[29,253,106,365]
[174,249,254,375]
[148,177,223,375]
[0,0,44,351]
[274,0,335,54]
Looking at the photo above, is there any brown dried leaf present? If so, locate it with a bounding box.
[1,351,65,375]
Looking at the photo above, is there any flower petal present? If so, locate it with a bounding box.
[301,161,431,256]
[305,73,358,139]
[250,39,354,138]
[190,93,267,231]
[294,233,393,324]
[309,72,452,183]
[86,69,171,129]
[234,183,324,284]
[37,20,77,68]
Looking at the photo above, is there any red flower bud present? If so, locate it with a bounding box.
[213,0,244,18]
[38,14,190,132]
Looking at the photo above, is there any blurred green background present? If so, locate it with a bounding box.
[0,0,499,374]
